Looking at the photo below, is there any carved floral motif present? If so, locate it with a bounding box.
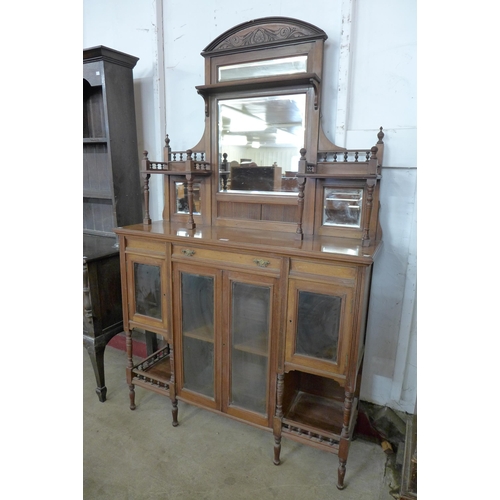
[214,25,314,51]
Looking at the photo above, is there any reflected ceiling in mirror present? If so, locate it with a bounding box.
[218,94,305,194]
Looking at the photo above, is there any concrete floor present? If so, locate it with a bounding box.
[84,345,395,499]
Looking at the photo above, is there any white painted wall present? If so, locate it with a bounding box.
[83,0,417,413]
[83,0,165,220]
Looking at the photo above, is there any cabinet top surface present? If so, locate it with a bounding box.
[83,45,139,68]
[114,222,381,265]
[83,234,119,262]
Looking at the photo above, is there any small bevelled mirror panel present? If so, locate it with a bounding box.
[296,290,341,362]
[175,181,201,214]
[323,187,363,228]
[134,263,162,319]
[218,55,307,82]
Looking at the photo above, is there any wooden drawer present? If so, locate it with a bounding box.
[125,237,166,256]
[290,259,357,282]
[172,244,281,272]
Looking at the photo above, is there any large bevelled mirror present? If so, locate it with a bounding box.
[218,93,305,194]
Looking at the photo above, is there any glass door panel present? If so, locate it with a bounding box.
[180,272,215,398]
[296,291,341,362]
[134,263,162,319]
[230,281,270,415]
[286,279,353,376]
[127,254,167,331]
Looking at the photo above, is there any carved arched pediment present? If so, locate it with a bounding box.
[202,17,327,56]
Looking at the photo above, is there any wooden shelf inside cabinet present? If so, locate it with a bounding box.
[183,326,214,343]
[233,335,269,356]
[83,138,108,143]
[283,391,344,438]
[131,346,171,395]
[83,190,113,200]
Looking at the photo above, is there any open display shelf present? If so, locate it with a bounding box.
[131,346,172,396]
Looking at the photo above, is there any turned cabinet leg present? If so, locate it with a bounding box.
[337,458,347,490]
[171,399,179,427]
[169,342,179,426]
[273,435,282,465]
[336,390,353,490]
[273,373,284,465]
[128,384,136,410]
[125,328,136,410]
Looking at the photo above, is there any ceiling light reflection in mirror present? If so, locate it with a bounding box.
[218,94,305,194]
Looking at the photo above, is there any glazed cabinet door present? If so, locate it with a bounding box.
[173,263,221,410]
[285,278,355,377]
[173,262,278,425]
[223,272,278,427]
[126,253,168,332]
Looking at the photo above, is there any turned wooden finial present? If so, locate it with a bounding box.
[143,150,148,158]
[165,134,170,147]
[300,148,307,160]
[370,146,378,159]
[377,126,384,144]
[186,149,193,160]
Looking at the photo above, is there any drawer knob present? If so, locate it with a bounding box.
[253,258,270,268]
[182,249,196,257]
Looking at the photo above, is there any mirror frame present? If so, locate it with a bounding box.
[193,17,328,232]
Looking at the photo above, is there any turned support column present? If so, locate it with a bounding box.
[362,176,376,247]
[185,173,196,230]
[295,178,307,240]
[141,151,152,225]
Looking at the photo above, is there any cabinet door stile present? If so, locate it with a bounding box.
[344,265,372,391]
[165,242,173,344]
[220,271,232,414]
[276,257,291,375]
[118,234,130,327]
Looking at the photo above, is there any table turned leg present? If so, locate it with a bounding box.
[85,343,107,402]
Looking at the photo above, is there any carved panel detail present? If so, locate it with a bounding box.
[213,24,315,51]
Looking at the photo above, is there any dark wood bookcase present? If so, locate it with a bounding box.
[83,46,143,402]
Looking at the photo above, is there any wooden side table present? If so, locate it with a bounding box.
[83,234,123,402]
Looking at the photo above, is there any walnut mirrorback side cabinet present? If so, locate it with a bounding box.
[83,46,143,402]
[115,18,385,490]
